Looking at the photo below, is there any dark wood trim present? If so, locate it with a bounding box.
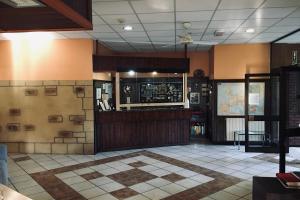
[93,55,190,73]
[39,0,92,29]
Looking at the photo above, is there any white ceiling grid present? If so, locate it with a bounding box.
[1,0,300,52]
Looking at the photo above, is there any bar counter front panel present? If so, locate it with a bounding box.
[95,109,192,152]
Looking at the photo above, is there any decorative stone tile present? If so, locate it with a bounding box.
[67,144,83,154]
[35,143,51,154]
[54,137,63,143]
[10,80,26,86]
[74,86,85,97]
[111,188,138,199]
[6,123,20,132]
[0,80,10,87]
[48,115,63,123]
[73,132,85,138]
[99,181,125,192]
[69,115,85,125]
[26,81,43,86]
[59,80,75,86]
[129,182,155,193]
[20,143,35,154]
[128,161,148,168]
[108,169,157,187]
[85,132,94,143]
[43,80,59,86]
[44,87,57,96]
[83,98,93,110]
[143,188,170,200]
[162,173,186,182]
[75,80,93,86]
[77,138,86,143]
[63,138,77,143]
[80,171,102,180]
[9,108,21,116]
[51,144,68,154]
[6,143,19,153]
[84,121,94,132]
[84,86,93,98]
[24,124,35,131]
[25,88,38,96]
[84,143,94,155]
[85,110,94,121]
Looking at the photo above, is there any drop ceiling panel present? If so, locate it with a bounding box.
[228,33,256,40]
[126,37,151,43]
[120,31,148,38]
[277,17,300,26]
[254,32,286,39]
[150,36,175,43]
[235,26,269,34]
[208,20,244,29]
[176,21,209,29]
[144,23,175,31]
[241,18,280,27]
[175,0,219,11]
[92,15,106,25]
[147,30,175,37]
[90,32,121,40]
[224,38,251,44]
[262,0,300,8]
[213,9,254,20]
[138,13,174,23]
[93,24,114,32]
[219,0,264,9]
[59,32,92,39]
[288,8,300,17]
[266,26,299,33]
[177,11,214,21]
[131,0,174,13]
[101,14,140,24]
[251,7,297,19]
[276,31,300,43]
[93,1,134,15]
[111,23,144,32]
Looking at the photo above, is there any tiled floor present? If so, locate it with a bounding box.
[7,144,300,200]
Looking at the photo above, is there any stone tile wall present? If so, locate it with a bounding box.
[0,80,94,154]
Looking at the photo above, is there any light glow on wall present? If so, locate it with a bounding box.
[2,32,55,79]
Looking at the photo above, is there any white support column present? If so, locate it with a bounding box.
[115,72,120,111]
[183,73,189,108]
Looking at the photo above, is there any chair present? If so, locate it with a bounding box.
[0,144,8,185]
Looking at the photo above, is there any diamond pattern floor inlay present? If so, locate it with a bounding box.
[7,145,300,200]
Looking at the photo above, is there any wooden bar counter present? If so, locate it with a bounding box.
[95,109,192,152]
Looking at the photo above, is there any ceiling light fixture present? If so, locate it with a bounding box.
[246,28,255,33]
[152,71,157,75]
[123,25,133,31]
[128,70,135,76]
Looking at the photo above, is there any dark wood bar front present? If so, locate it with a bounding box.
[95,109,192,152]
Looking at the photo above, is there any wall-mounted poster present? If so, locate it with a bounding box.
[249,82,265,115]
[217,83,245,116]
[190,92,200,104]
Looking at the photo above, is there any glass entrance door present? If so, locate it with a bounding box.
[245,73,280,153]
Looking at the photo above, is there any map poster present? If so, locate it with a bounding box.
[249,82,265,115]
[217,83,245,116]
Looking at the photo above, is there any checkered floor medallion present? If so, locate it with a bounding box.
[16,151,241,200]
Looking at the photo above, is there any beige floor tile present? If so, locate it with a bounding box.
[79,187,106,199]
[130,182,155,193]
[175,178,199,189]
[90,177,114,186]
[70,181,95,192]
[160,183,186,194]
[146,178,171,187]
[99,181,125,192]
[143,188,170,200]
[210,191,240,200]
[90,193,118,200]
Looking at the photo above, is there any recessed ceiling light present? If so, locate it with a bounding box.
[246,28,255,33]
[152,71,157,75]
[128,70,135,76]
[123,25,133,31]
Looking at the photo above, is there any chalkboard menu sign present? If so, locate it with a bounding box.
[140,82,183,103]
[120,77,183,104]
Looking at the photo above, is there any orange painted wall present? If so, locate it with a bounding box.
[116,51,210,77]
[0,39,93,80]
[213,43,270,79]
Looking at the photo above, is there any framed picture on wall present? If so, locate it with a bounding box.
[190,92,200,104]
[217,82,245,116]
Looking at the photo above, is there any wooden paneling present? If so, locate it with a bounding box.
[95,110,192,152]
[0,0,92,32]
[271,43,300,69]
[93,55,190,73]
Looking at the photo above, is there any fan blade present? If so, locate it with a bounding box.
[192,41,218,45]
